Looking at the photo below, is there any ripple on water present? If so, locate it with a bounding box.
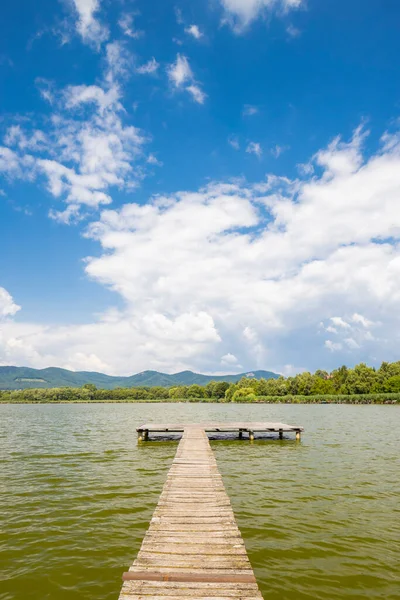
[1,403,399,600]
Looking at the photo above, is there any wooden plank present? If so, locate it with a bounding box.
[120,580,263,598]
[119,427,264,600]
[139,544,247,555]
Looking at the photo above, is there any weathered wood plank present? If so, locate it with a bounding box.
[139,544,247,555]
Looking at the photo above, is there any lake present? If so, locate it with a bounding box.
[1,403,399,600]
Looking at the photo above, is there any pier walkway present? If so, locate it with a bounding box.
[119,422,303,600]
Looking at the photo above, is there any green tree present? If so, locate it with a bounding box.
[310,377,335,395]
[168,386,188,399]
[186,384,206,398]
[213,381,230,399]
[383,375,400,393]
[331,365,349,392]
[224,384,237,402]
[236,377,258,391]
[204,381,216,398]
[314,369,329,379]
[232,387,256,402]
[344,363,377,394]
[296,372,314,396]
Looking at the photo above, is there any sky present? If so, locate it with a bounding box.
[1,0,400,376]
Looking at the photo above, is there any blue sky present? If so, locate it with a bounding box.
[1,0,400,375]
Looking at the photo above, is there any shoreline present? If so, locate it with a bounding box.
[1,399,399,405]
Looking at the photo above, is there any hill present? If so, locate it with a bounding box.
[0,366,279,390]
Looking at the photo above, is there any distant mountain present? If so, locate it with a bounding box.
[0,366,279,390]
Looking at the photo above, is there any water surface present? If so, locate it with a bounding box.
[1,404,399,600]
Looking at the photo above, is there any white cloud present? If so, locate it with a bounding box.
[286,24,301,38]
[220,0,304,31]
[228,136,240,150]
[71,0,108,49]
[118,13,142,39]
[167,54,193,87]
[186,85,206,104]
[246,141,262,157]
[351,313,373,328]
[64,84,121,113]
[167,54,206,104]
[325,340,343,352]
[104,41,132,84]
[185,25,203,39]
[0,287,20,318]
[344,337,360,349]
[36,78,55,104]
[0,310,220,374]
[221,353,239,365]
[0,147,23,175]
[0,40,147,222]
[322,311,377,353]
[5,126,47,152]
[330,317,350,329]
[271,144,287,158]
[242,104,259,116]
[147,153,163,166]
[325,326,338,334]
[135,58,159,75]
[3,124,400,372]
[297,161,314,176]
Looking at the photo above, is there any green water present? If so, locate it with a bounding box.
[1,404,399,600]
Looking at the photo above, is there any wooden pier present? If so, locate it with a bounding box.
[119,422,303,600]
[137,421,303,441]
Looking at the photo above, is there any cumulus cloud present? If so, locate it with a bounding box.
[147,153,163,166]
[0,310,220,374]
[0,45,146,222]
[135,58,159,75]
[330,317,351,329]
[325,340,343,352]
[71,0,108,49]
[118,13,142,39]
[220,0,304,31]
[246,141,262,157]
[3,124,400,372]
[167,54,206,104]
[0,288,20,318]
[185,25,203,39]
[221,353,239,365]
[186,85,206,104]
[167,54,193,87]
[322,312,377,354]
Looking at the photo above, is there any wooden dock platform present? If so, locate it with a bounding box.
[119,422,303,599]
[137,421,304,441]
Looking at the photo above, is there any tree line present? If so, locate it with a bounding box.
[1,361,400,403]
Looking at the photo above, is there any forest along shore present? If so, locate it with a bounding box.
[1,362,400,404]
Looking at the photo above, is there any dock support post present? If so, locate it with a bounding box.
[296,430,301,441]
[279,429,283,440]
[144,429,149,441]
[239,430,243,439]
[249,430,254,441]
